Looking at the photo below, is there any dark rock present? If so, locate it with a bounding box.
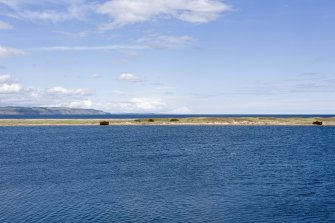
[312,121,323,126]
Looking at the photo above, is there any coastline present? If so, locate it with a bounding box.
[0,117,335,126]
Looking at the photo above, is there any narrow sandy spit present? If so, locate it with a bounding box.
[0,117,334,126]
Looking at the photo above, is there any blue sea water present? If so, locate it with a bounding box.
[0,126,335,222]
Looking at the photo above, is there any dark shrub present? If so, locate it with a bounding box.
[170,119,179,122]
[148,119,155,122]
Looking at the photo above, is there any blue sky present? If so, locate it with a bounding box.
[0,0,334,114]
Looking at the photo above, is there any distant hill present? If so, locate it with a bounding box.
[0,107,110,115]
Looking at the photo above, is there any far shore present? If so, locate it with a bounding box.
[0,117,334,126]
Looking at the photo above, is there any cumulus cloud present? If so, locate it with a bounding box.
[0,46,26,58]
[96,0,231,29]
[0,74,99,109]
[0,74,11,82]
[47,86,92,95]
[0,74,22,93]
[1,0,230,31]
[13,10,79,23]
[119,73,143,82]
[131,97,166,110]
[69,99,93,108]
[94,97,167,113]
[0,83,22,93]
[137,34,196,48]
[0,20,13,30]
[0,74,178,113]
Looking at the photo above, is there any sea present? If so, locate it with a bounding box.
[1,125,335,222]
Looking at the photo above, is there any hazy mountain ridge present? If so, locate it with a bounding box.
[0,107,110,115]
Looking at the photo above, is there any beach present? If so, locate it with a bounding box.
[1,117,335,126]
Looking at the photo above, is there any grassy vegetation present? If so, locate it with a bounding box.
[0,117,335,126]
[0,119,130,126]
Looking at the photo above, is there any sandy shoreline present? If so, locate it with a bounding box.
[0,117,334,126]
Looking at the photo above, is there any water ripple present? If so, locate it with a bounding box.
[1,126,335,222]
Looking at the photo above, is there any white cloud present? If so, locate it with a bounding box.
[47,86,92,95]
[131,97,166,110]
[0,45,26,58]
[0,20,13,30]
[1,0,230,30]
[69,99,93,108]
[30,38,193,53]
[14,8,84,23]
[137,34,196,48]
[0,0,92,23]
[96,0,231,29]
[0,83,22,93]
[0,75,174,113]
[0,0,18,8]
[0,74,11,82]
[0,74,98,108]
[0,74,22,93]
[0,0,26,8]
[94,97,167,113]
[119,73,143,82]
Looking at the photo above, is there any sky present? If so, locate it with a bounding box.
[0,0,335,114]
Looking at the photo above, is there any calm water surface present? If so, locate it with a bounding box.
[0,126,335,222]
